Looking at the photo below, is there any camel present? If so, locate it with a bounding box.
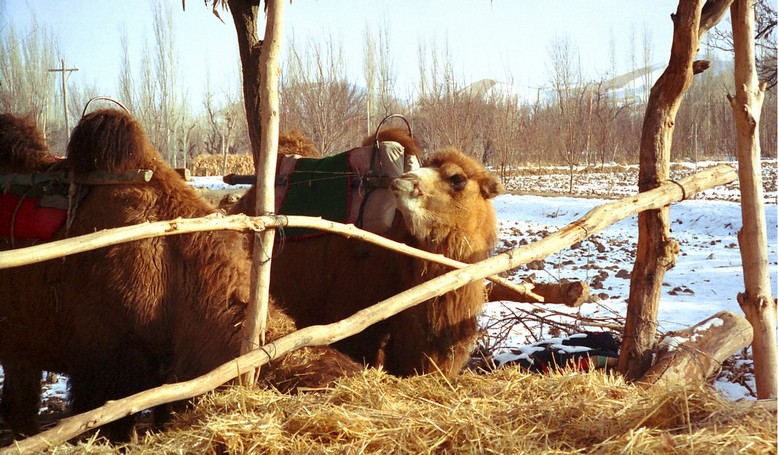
[0,113,60,437]
[0,110,360,441]
[230,127,502,376]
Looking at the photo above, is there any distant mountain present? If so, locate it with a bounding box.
[459,79,549,104]
[459,79,501,98]
[460,64,671,105]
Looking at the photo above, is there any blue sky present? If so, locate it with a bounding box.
[4,1,707,105]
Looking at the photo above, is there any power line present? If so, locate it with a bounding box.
[49,58,78,141]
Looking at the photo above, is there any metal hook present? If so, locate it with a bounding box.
[81,96,131,118]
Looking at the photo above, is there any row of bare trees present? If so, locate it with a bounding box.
[1,7,775,173]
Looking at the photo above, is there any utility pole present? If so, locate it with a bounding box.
[49,58,78,141]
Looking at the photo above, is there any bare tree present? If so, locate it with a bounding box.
[711,0,777,89]
[608,28,618,78]
[676,59,738,161]
[151,0,183,166]
[547,35,591,192]
[641,25,654,103]
[627,26,638,102]
[115,2,193,167]
[118,28,135,113]
[363,26,377,136]
[412,38,488,156]
[0,22,58,141]
[363,21,401,136]
[280,35,363,155]
[592,80,629,167]
[204,76,242,173]
[483,77,527,179]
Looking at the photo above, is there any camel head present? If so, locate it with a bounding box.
[390,147,502,256]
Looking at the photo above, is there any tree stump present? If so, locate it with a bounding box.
[637,311,753,388]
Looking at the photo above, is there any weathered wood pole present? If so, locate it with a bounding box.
[729,0,777,399]
[619,0,733,380]
[239,0,286,386]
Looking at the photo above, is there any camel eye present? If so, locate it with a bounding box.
[449,174,467,191]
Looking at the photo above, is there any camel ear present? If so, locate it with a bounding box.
[479,174,503,200]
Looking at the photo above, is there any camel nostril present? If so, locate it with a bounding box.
[391,178,415,194]
[412,181,424,196]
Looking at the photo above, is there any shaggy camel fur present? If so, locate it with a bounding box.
[0,113,58,438]
[0,113,55,173]
[278,128,321,157]
[0,110,360,442]
[231,128,501,377]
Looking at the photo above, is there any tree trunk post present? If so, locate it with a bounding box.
[618,0,733,380]
[729,0,777,399]
[228,0,263,165]
[237,0,286,386]
[618,1,702,380]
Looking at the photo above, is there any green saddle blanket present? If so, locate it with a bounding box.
[279,152,351,238]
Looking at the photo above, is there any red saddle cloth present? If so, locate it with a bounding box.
[0,193,67,241]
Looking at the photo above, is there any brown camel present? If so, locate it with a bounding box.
[230,128,502,377]
[0,110,360,442]
[0,113,60,438]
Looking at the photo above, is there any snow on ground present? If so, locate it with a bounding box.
[502,161,778,203]
[479,160,777,400]
[490,195,773,327]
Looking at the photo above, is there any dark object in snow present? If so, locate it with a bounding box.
[489,332,620,374]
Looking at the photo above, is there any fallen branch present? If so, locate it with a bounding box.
[638,311,753,388]
[6,164,738,453]
[487,280,589,306]
[534,281,589,307]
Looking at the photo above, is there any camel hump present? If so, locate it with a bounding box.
[0,113,51,171]
[362,126,424,160]
[67,109,159,174]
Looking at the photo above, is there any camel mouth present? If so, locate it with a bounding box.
[391,177,424,199]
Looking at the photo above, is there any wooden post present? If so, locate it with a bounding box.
[619,0,733,381]
[729,0,777,399]
[239,0,285,387]
[48,59,78,141]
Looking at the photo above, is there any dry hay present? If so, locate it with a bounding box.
[191,131,319,177]
[46,367,776,454]
[190,154,255,176]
